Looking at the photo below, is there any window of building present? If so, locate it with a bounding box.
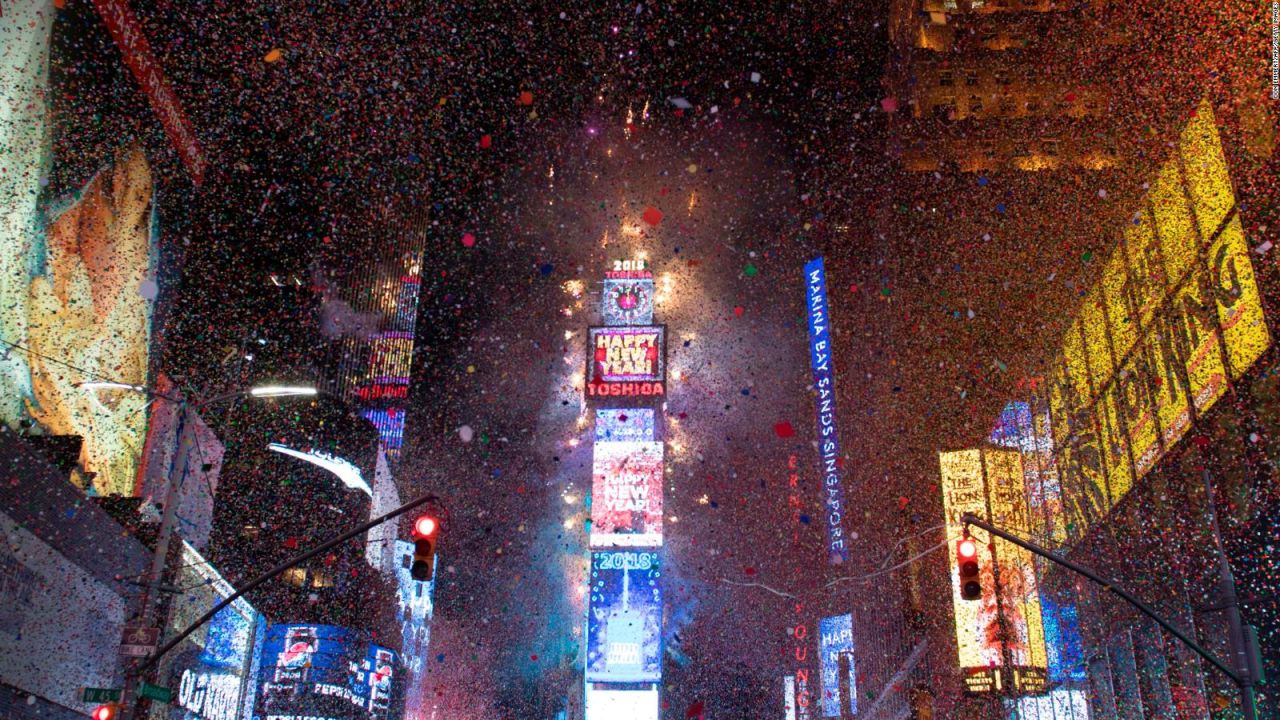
[310,568,335,588]
[965,71,979,87]
[402,554,412,569]
[998,95,1015,115]
[282,567,307,587]
[932,98,956,121]
[1042,139,1059,156]
[1025,97,1042,114]
[995,71,1012,86]
[938,70,954,87]
[969,95,984,115]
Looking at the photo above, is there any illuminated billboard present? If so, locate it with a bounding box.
[584,684,659,720]
[159,542,261,720]
[257,624,402,718]
[595,408,656,442]
[1,145,158,496]
[586,550,662,682]
[602,278,656,326]
[818,614,856,717]
[939,448,1048,696]
[1046,99,1270,544]
[590,441,664,547]
[587,326,666,401]
[803,257,849,565]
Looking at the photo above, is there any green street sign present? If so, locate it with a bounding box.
[138,683,173,703]
[82,688,122,703]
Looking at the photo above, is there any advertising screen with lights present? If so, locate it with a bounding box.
[257,624,402,719]
[595,408,656,443]
[586,550,662,683]
[584,684,660,720]
[586,326,666,401]
[1045,100,1269,546]
[1,145,158,496]
[590,441,664,547]
[939,448,1048,695]
[818,614,856,717]
[602,278,656,326]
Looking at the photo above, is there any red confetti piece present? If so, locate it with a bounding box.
[461,233,476,247]
[773,421,795,438]
[642,206,664,225]
[517,91,534,105]
[733,305,744,317]
[479,134,492,149]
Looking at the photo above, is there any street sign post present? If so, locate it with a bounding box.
[138,683,172,703]
[82,688,122,703]
[119,626,159,657]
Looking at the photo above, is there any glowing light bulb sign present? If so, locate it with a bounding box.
[586,326,666,403]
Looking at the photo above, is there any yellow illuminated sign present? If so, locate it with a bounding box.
[939,448,1048,695]
[1046,99,1270,542]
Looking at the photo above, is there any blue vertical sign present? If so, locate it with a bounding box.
[804,257,849,564]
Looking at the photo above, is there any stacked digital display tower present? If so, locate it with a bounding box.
[583,259,667,720]
[331,210,430,466]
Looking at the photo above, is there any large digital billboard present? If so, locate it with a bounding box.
[602,278,656,326]
[584,684,659,720]
[803,257,850,565]
[2,145,159,496]
[586,550,662,682]
[595,408,656,443]
[257,624,402,719]
[590,441,664,547]
[939,448,1048,695]
[818,614,856,717]
[586,326,666,401]
[1046,99,1270,544]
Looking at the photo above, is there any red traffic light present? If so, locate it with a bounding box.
[957,538,982,601]
[93,705,118,720]
[413,515,439,538]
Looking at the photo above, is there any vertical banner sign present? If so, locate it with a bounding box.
[939,447,1049,696]
[91,0,207,185]
[803,257,849,564]
[784,676,797,720]
[818,614,857,717]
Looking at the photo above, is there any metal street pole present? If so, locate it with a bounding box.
[960,513,1258,720]
[120,400,192,720]
[1201,467,1260,720]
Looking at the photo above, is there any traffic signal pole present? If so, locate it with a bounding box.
[960,512,1259,720]
[124,491,444,699]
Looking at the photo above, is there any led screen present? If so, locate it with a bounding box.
[939,448,1048,695]
[584,684,659,720]
[586,326,666,400]
[163,542,260,720]
[818,614,856,717]
[1,145,157,495]
[586,550,662,682]
[595,408,656,443]
[590,441,664,547]
[1046,100,1269,544]
[803,257,849,565]
[602,278,655,325]
[257,623,401,718]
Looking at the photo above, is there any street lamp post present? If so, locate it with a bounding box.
[78,381,318,720]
